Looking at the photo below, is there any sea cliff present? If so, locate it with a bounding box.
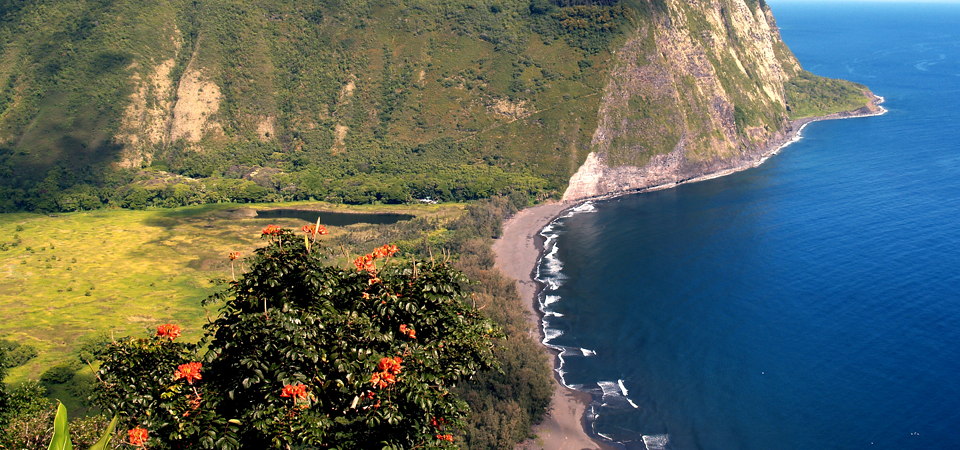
[563,0,877,201]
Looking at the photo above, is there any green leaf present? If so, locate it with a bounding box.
[47,401,73,450]
[88,415,118,450]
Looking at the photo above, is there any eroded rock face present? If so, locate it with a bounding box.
[115,29,224,168]
[564,0,803,201]
[169,62,222,143]
[116,58,177,168]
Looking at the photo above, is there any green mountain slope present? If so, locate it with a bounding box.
[0,0,873,211]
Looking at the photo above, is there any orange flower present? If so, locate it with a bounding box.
[399,324,416,339]
[261,225,283,236]
[174,362,203,384]
[436,434,454,442]
[228,251,241,261]
[372,244,399,258]
[353,254,376,272]
[370,371,387,389]
[353,244,399,272]
[370,371,396,389]
[301,224,329,236]
[156,323,182,340]
[127,426,149,447]
[280,383,309,400]
[377,356,403,374]
[365,391,376,399]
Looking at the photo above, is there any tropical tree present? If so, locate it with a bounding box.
[94,225,501,448]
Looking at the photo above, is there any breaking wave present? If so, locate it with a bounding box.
[642,434,671,450]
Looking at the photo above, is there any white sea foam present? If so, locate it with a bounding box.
[536,243,566,290]
[542,327,563,344]
[618,379,640,408]
[597,381,620,407]
[544,244,563,272]
[562,201,597,218]
[596,380,640,409]
[617,379,629,396]
[543,294,561,307]
[642,434,670,450]
[554,346,597,358]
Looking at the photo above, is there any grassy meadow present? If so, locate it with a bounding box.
[0,201,462,385]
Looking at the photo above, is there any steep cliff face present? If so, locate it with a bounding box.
[563,0,864,201]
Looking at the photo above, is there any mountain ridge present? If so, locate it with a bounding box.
[0,0,873,211]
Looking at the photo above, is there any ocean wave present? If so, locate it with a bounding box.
[597,432,615,441]
[542,326,563,345]
[535,228,566,290]
[542,294,561,307]
[642,434,671,450]
[553,346,597,358]
[561,200,597,218]
[596,380,640,409]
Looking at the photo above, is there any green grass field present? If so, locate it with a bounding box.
[0,201,462,385]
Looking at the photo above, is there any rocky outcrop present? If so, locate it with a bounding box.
[563,0,861,201]
[169,58,222,143]
[116,58,177,168]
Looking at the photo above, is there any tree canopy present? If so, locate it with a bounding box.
[93,225,502,448]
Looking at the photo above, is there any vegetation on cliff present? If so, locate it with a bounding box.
[784,70,872,119]
[0,0,640,212]
[0,0,871,212]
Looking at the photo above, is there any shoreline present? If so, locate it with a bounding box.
[494,96,886,449]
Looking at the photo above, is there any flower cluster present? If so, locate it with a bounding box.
[353,255,377,272]
[155,323,182,340]
[280,383,309,400]
[399,324,416,339]
[353,244,400,273]
[261,224,283,236]
[301,224,328,236]
[174,362,203,384]
[370,356,403,389]
[228,251,241,261]
[372,244,399,258]
[128,426,149,447]
[436,434,454,442]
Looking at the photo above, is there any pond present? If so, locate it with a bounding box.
[255,209,414,226]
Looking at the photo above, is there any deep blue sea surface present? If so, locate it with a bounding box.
[537,2,960,449]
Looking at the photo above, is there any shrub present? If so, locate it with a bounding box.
[93,226,501,448]
[39,362,80,386]
[0,339,38,368]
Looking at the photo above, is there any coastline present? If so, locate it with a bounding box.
[493,95,886,449]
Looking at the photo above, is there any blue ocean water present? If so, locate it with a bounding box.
[537,2,960,449]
